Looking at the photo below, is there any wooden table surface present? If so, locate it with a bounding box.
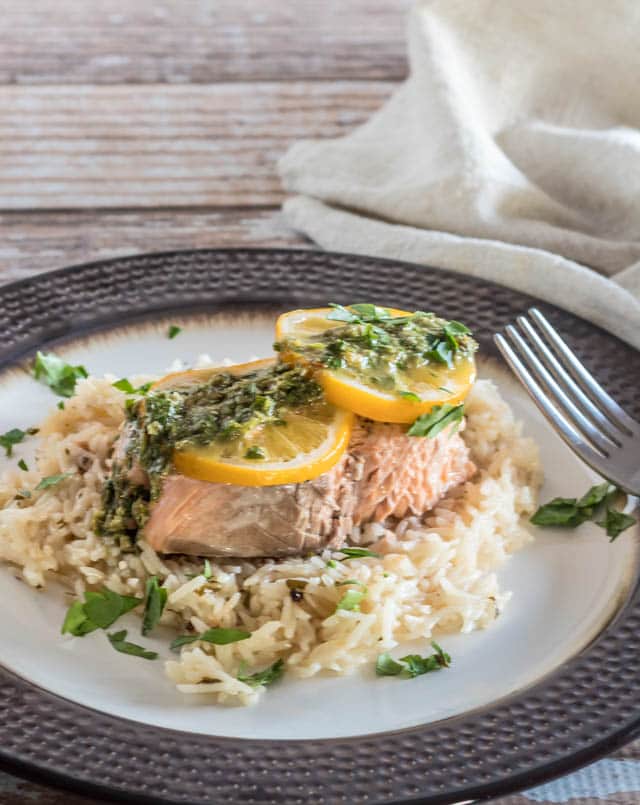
[0,2,637,804]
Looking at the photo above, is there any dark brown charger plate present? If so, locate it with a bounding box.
[0,248,639,805]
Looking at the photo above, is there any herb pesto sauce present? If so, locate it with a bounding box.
[275,306,477,396]
[95,363,322,544]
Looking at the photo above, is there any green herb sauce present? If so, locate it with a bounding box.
[274,306,477,395]
[95,363,321,544]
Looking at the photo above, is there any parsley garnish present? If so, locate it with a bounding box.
[530,482,636,541]
[376,642,451,678]
[170,627,251,652]
[426,339,455,368]
[17,459,28,471]
[326,303,360,324]
[338,547,380,560]
[61,600,97,637]
[577,482,613,508]
[167,325,182,339]
[108,629,158,660]
[57,401,65,410]
[185,558,213,580]
[375,653,406,676]
[0,428,31,457]
[530,497,593,528]
[244,445,266,460]
[326,303,398,324]
[113,379,152,395]
[141,576,168,636]
[61,588,143,636]
[35,472,75,491]
[399,391,421,402]
[407,403,464,438]
[336,588,366,611]
[597,508,637,540]
[238,658,285,688]
[33,351,88,397]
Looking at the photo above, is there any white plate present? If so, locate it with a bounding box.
[0,313,635,740]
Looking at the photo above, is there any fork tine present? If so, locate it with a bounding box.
[494,333,609,476]
[504,325,615,455]
[529,308,638,435]
[516,315,623,446]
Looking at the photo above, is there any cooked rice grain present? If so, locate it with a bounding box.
[0,375,541,704]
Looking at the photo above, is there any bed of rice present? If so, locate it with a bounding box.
[0,369,541,705]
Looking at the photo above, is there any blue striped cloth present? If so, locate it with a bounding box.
[523,758,640,802]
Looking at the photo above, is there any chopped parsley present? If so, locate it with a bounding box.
[170,627,251,652]
[597,508,637,540]
[376,642,451,678]
[33,351,88,397]
[326,303,398,324]
[407,403,465,438]
[61,600,97,637]
[167,325,182,339]
[530,482,636,541]
[108,629,158,660]
[141,576,168,636]
[399,391,421,402]
[238,658,285,688]
[57,401,65,410]
[185,559,213,580]
[0,427,33,457]
[336,588,366,612]
[113,378,152,395]
[375,653,406,676]
[338,547,380,560]
[17,459,28,472]
[244,445,266,460]
[35,472,75,491]
[61,588,142,636]
[530,497,593,528]
[275,304,476,397]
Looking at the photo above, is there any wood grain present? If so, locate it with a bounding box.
[0,208,305,281]
[0,83,393,208]
[0,0,410,84]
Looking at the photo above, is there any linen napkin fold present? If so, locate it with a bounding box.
[279,0,640,350]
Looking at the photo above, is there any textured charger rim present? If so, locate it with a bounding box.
[0,247,639,805]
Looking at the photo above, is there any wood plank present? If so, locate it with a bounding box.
[0,0,410,84]
[0,208,306,282]
[0,83,394,209]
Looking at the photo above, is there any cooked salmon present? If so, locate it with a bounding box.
[142,418,475,558]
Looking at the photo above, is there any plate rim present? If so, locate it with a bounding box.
[1,246,639,805]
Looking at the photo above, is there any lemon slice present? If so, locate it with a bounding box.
[275,307,476,424]
[150,359,353,487]
[150,358,275,393]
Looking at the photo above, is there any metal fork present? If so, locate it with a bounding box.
[494,308,640,496]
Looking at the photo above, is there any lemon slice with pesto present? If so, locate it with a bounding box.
[147,359,353,487]
[274,305,477,424]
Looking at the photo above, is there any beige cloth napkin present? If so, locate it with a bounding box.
[279,0,640,350]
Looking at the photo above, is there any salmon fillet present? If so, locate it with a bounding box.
[143,419,475,558]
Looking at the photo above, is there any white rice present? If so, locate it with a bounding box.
[0,372,541,705]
